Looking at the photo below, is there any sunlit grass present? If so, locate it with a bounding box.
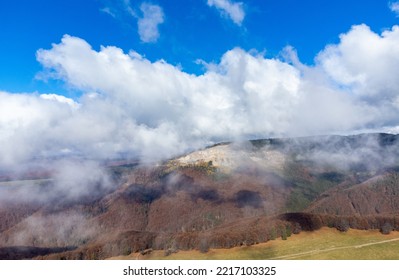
[112,227,399,260]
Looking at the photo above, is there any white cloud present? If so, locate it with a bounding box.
[317,25,399,101]
[40,93,80,109]
[137,3,164,43]
[0,91,76,167]
[207,0,245,25]
[389,1,399,16]
[2,24,399,169]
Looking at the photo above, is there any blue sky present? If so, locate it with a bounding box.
[2,0,399,166]
[1,0,397,95]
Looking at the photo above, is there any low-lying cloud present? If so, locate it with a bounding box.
[1,24,399,170]
[0,160,114,204]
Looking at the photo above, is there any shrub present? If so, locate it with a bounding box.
[380,222,393,235]
[335,219,350,232]
[270,228,277,240]
[292,222,302,234]
[199,239,210,253]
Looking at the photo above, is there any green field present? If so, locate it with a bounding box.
[113,227,399,260]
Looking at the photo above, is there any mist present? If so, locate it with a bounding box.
[299,134,399,172]
[0,160,114,249]
[0,160,115,205]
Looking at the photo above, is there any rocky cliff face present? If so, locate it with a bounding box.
[174,142,286,173]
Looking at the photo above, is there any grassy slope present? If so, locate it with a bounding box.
[111,227,399,260]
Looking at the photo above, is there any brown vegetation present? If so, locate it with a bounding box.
[2,133,399,259]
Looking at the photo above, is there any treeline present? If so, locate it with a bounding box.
[279,212,399,234]
[37,212,399,260]
[37,218,295,259]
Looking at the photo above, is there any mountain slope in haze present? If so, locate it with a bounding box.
[307,173,399,216]
[1,133,399,259]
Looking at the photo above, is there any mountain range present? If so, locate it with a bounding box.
[1,133,399,259]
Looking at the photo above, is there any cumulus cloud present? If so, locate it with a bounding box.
[1,24,399,170]
[207,0,245,25]
[317,25,399,98]
[0,91,76,168]
[137,3,164,43]
[390,1,399,16]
